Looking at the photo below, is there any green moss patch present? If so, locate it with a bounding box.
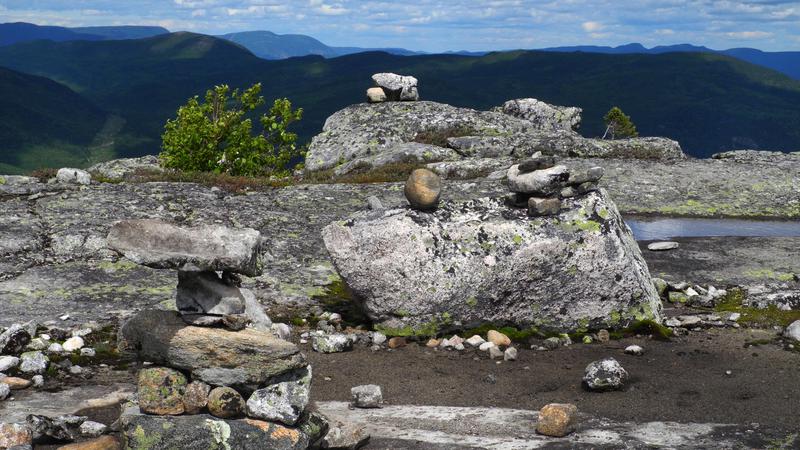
[715,288,800,328]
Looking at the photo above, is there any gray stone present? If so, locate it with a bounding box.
[322,190,660,335]
[507,165,569,195]
[56,168,91,185]
[371,332,387,346]
[648,241,680,251]
[120,310,306,392]
[624,345,644,356]
[62,336,84,352]
[0,356,19,372]
[518,154,557,173]
[19,351,48,374]
[366,87,387,103]
[246,367,312,426]
[527,197,561,217]
[366,196,384,211]
[31,375,44,388]
[503,347,518,361]
[106,219,262,276]
[320,419,370,449]
[568,166,605,185]
[496,98,582,132]
[183,381,211,415]
[176,269,246,315]
[120,411,310,450]
[583,357,628,392]
[335,142,461,176]
[47,343,64,353]
[242,288,273,331]
[87,155,162,181]
[404,168,441,210]
[78,420,107,438]
[351,385,382,408]
[27,414,86,443]
[784,320,800,342]
[312,334,354,354]
[0,383,9,400]
[489,346,504,360]
[371,73,419,101]
[272,323,292,340]
[1,325,31,355]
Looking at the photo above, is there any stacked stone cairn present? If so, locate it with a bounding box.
[505,151,604,217]
[106,219,327,449]
[366,72,420,103]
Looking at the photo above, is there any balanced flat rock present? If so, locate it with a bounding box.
[120,310,306,392]
[107,219,262,276]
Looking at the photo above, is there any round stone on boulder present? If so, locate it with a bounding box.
[366,87,387,103]
[138,367,187,415]
[404,168,441,211]
[208,386,245,419]
[582,357,628,392]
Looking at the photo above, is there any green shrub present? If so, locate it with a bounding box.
[160,83,302,177]
[602,106,638,139]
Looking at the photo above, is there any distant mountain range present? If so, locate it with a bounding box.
[0,22,167,46]
[0,32,798,173]
[2,22,798,79]
[542,43,800,80]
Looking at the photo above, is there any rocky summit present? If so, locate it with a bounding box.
[323,188,660,335]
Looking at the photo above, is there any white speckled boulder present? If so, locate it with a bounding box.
[322,189,661,335]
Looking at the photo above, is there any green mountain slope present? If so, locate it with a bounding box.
[0,66,108,174]
[0,33,798,168]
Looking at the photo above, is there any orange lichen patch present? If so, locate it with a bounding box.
[271,426,301,443]
[243,419,271,432]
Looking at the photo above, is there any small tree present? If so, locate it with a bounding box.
[602,107,638,140]
[160,83,302,176]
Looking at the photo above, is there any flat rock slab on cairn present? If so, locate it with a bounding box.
[371,72,419,101]
[120,310,306,392]
[323,189,661,335]
[106,219,262,276]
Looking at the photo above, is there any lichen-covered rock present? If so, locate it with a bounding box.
[120,411,310,450]
[311,334,353,354]
[27,414,86,443]
[495,98,582,132]
[208,387,245,419]
[56,168,91,185]
[106,219,262,276]
[334,142,461,176]
[138,367,187,415]
[304,101,531,172]
[245,367,312,425]
[322,190,660,335]
[19,351,48,374]
[0,356,19,372]
[583,357,629,392]
[120,310,306,392]
[87,155,161,181]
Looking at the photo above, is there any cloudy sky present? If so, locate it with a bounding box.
[2,0,798,52]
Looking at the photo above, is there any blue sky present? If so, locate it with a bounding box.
[2,0,798,51]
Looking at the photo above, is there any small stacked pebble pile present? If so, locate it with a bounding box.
[366,72,420,103]
[505,152,604,217]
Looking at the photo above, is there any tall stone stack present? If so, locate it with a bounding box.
[107,220,325,449]
[505,152,605,217]
[367,72,420,103]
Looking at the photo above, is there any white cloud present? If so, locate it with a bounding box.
[581,21,603,32]
[725,30,773,39]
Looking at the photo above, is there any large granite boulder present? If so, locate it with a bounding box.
[304,101,532,172]
[322,190,661,335]
[495,98,582,132]
[120,310,306,392]
[334,142,462,176]
[107,219,262,276]
[304,101,685,173]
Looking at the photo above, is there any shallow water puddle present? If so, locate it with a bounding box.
[625,216,800,241]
